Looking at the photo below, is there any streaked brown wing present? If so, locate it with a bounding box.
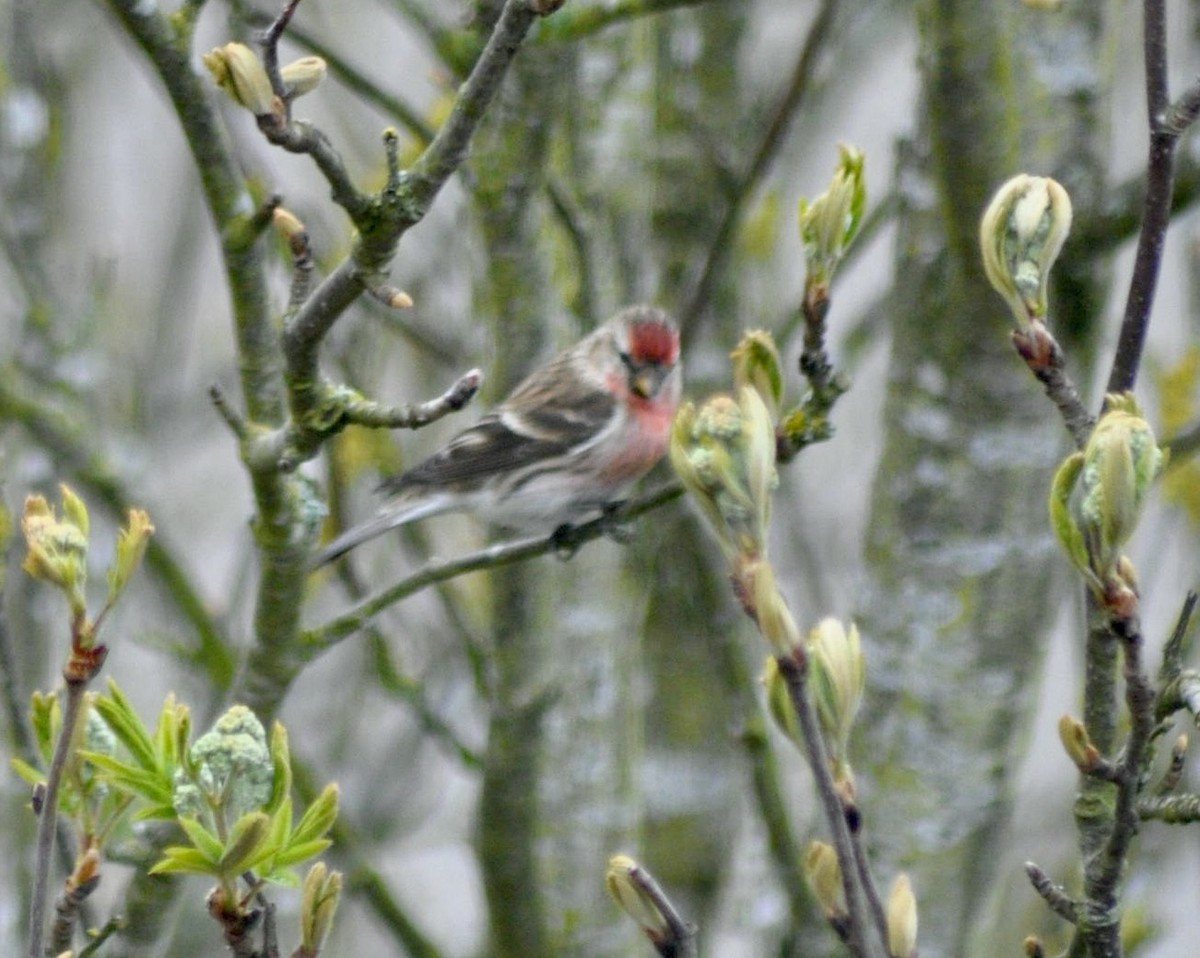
[380,386,616,493]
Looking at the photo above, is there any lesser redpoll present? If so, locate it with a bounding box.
[313,305,682,566]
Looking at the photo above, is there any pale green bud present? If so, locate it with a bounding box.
[669,387,777,561]
[203,43,278,117]
[980,174,1072,327]
[798,144,866,286]
[803,841,846,922]
[106,508,154,605]
[807,618,865,762]
[301,862,343,953]
[885,873,918,958]
[751,560,802,656]
[1049,393,1164,602]
[1057,714,1099,772]
[21,486,90,616]
[761,655,801,745]
[280,56,327,98]
[731,329,784,417]
[605,855,669,942]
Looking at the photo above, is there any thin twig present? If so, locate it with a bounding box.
[1079,615,1157,957]
[1024,861,1078,925]
[303,484,684,654]
[27,680,87,958]
[338,368,483,429]
[1012,320,1095,450]
[1105,0,1181,393]
[777,648,884,958]
[625,861,697,958]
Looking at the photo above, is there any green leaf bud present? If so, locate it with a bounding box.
[731,329,785,416]
[605,854,669,942]
[203,43,278,117]
[885,873,918,958]
[798,144,866,287]
[21,486,90,616]
[280,56,327,98]
[807,618,865,762]
[979,174,1072,327]
[669,386,777,561]
[106,508,154,605]
[803,841,846,922]
[761,655,801,745]
[1057,714,1099,772]
[1049,393,1164,605]
[300,862,343,953]
[751,560,802,656]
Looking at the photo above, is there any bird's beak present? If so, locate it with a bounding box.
[631,365,670,399]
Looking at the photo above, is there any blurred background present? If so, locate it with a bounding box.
[3,0,1200,955]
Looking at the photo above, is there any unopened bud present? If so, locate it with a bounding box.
[751,561,801,656]
[300,861,343,953]
[885,873,918,958]
[807,618,865,762]
[106,508,154,605]
[803,841,846,922]
[669,387,776,562]
[21,486,90,616]
[731,329,784,416]
[1057,714,1099,772]
[1049,392,1164,605]
[980,174,1072,327]
[605,855,670,942]
[762,656,801,744]
[280,56,327,98]
[798,144,866,287]
[1023,935,1046,958]
[272,207,306,241]
[203,43,277,117]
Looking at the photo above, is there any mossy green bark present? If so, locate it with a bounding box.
[856,1,1111,953]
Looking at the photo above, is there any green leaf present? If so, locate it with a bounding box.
[218,811,272,875]
[80,752,173,806]
[290,784,338,847]
[271,838,333,870]
[30,691,59,762]
[153,694,189,769]
[10,757,46,788]
[178,816,223,864]
[151,846,217,876]
[269,796,294,849]
[260,866,302,888]
[132,802,179,821]
[1048,453,1091,578]
[92,681,158,772]
[266,721,291,814]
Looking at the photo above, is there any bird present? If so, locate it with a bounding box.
[312,305,682,567]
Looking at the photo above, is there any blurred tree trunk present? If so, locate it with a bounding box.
[856,1,1110,954]
[469,15,644,955]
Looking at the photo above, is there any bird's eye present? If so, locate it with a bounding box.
[618,350,637,372]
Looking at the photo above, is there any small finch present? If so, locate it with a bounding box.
[313,305,682,566]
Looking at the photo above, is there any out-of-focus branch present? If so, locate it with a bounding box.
[302,484,683,655]
[679,0,839,337]
[535,0,711,42]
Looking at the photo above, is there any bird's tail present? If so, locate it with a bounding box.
[310,496,451,569]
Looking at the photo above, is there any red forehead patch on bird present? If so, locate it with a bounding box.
[629,319,678,363]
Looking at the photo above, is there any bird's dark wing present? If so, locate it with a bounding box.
[379,384,617,494]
